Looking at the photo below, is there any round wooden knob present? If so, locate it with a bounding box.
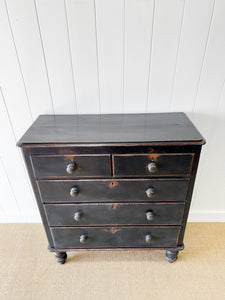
[145,234,152,244]
[66,163,77,174]
[147,162,157,173]
[74,211,82,222]
[80,234,88,244]
[70,186,79,197]
[146,187,155,198]
[146,211,154,221]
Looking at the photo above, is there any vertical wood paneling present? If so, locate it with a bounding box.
[0,0,225,221]
[6,0,54,120]
[192,0,225,136]
[191,0,225,160]
[124,0,155,113]
[66,0,100,114]
[0,156,18,212]
[35,0,77,114]
[201,86,225,211]
[0,0,32,138]
[192,89,225,212]
[95,0,124,113]
[0,89,36,212]
[190,0,225,212]
[147,0,185,112]
[170,0,215,112]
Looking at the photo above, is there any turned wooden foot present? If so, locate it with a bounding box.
[166,250,179,263]
[54,252,67,264]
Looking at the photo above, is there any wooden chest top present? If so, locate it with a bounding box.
[17,113,205,146]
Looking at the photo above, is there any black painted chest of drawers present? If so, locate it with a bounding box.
[17,113,205,263]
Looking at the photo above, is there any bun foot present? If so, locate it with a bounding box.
[166,250,178,263]
[54,252,67,264]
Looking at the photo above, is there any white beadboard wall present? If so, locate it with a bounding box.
[0,0,225,223]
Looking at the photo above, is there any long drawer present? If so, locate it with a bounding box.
[38,179,189,203]
[113,153,194,177]
[31,154,111,178]
[51,226,180,249]
[45,203,184,226]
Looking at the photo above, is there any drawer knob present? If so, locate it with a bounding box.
[66,163,77,174]
[70,186,79,197]
[147,162,157,173]
[146,211,154,221]
[80,234,88,244]
[74,211,82,222]
[145,234,152,244]
[146,187,155,198]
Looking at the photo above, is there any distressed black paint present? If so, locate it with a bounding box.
[38,179,189,203]
[17,113,205,263]
[113,154,194,177]
[51,226,180,249]
[31,155,111,178]
[45,203,184,226]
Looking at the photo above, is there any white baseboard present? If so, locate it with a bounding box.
[188,211,225,222]
[0,210,225,223]
[0,212,41,223]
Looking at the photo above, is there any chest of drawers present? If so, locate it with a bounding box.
[17,113,205,263]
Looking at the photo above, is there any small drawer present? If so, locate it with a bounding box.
[51,226,180,249]
[31,155,111,178]
[45,203,184,226]
[113,153,194,177]
[38,179,189,203]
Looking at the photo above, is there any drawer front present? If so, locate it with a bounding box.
[45,203,184,226]
[113,154,194,177]
[51,226,180,249]
[38,179,188,203]
[31,155,111,178]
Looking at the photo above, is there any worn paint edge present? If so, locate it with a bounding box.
[1,211,225,223]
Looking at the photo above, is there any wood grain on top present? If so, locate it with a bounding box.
[17,113,205,146]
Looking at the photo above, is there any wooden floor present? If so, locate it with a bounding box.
[0,223,224,300]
